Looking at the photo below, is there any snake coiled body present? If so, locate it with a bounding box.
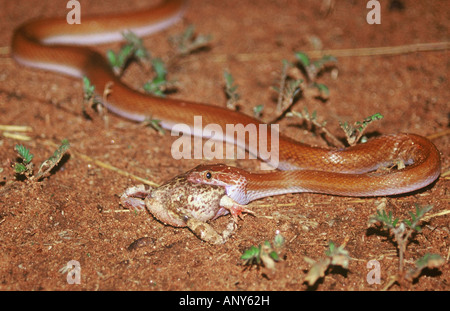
[11,0,441,201]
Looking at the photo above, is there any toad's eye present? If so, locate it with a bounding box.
[205,172,212,179]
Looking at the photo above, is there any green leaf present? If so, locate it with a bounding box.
[313,83,329,96]
[392,218,399,227]
[122,31,149,60]
[14,144,33,164]
[143,79,167,97]
[82,76,95,97]
[148,119,165,134]
[223,70,240,105]
[253,104,264,117]
[295,51,310,67]
[273,232,285,248]
[269,251,279,261]
[106,50,117,67]
[151,58,167,79]
[369,209,400,229]
[223,70,234,86]
[14,163,27,173]
[241,246,260,260]
[404,205,433,232]
[118,44,134,64]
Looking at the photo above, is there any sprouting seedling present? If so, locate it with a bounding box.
[13,139,70,181]
[369,205,431,273]
[368,205,444,288]
[143,58,176,97]
[83,76,95,102]
[295,52,337,83]
[107,31,150,75]
[35,139,70,180]
[142,117,165,135]
[269,52,338,133]
[83,76,100,112]
[106,31,175,97]
[223,70,240,110]
[287,110,384,148]
[287,107,344,148]
[107,26,210,98]
[339,113,384,146]
[253,104,264,119]
[294,52,337,100]
[170,25,212,56]
[407,253,445,281]
[241,233,284,270]
[241,242,280,270]
[82,77,112,126]
[272,59,304,114]
[303,241,350,287]
[14,144,34,177]
[123,31,150,60]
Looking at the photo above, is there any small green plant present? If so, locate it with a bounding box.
[339,112,384,145]
[287,107,342,148]
[82,77,112,125]
[169,25,212,56]
[274,51,337,105]
[368,205,445,289]
[14,144,34,178]
[252,104,264,119]
[295,52,337,88]
[408,253,445,280]
[223,70,240,110]
[143,58,175,97]
[272,59,304,114]
[37,139,70,179]
[13,139,70,181]
[107,31,150,75]
[303,241,350,287]
[288,111,382,148]
[106,32,175,97]
[106,26,211,99]
[83,76,101,110]
[142,117,165,135]
[287,109,384,148]
[83,76,96,102]
[107,31,185,98]
[270,52,336,123]
[241,233,284,269]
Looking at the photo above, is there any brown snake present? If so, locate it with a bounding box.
[11,0,441,204]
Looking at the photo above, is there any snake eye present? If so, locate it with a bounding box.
[205,172,212,179]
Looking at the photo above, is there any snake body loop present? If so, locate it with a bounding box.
[11,0,441,200]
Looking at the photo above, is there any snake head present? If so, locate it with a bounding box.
[187,164,250,204]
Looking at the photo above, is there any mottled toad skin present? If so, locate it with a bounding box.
[120,172,240,244]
